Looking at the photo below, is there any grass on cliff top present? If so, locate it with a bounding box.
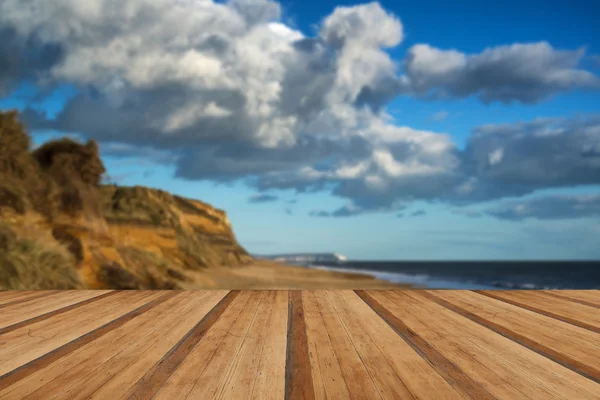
[0,222,81,290]
[100,185,180,227]
[0,110,103,289]
[0,110,105,219]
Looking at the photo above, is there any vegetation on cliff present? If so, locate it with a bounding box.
[0,110,251,290]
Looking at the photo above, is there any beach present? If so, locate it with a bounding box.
[178,260,404,289]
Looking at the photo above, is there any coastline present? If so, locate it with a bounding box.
[178,260,407,289]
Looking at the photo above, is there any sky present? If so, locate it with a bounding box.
[1,0,600,260]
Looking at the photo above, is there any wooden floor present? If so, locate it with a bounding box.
[0,290,599,399]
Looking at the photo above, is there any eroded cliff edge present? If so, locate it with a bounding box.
[0,110,251,290]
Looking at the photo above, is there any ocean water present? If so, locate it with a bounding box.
[312,261,600,289]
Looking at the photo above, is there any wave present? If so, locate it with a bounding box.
[311,265,560,290]
[311,265,495,289]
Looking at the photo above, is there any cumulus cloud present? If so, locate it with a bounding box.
[259,120,463,211]
[1,1,600,217]
[460,116,600,200]
[486,195,600,220]
[296,115,600,213]
[248,193,279,203]
[2,0,406,148]
[402,42,600,103]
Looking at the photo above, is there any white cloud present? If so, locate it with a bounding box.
[402,42,600,103]
[1,1,600,217]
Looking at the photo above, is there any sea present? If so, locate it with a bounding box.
[310,261,600,290]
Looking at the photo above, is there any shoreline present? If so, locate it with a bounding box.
[179,260,407,290]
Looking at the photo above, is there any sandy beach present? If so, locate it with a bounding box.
[179,260,404,289]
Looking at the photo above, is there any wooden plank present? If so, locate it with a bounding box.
[542,290,600,308]
[368,291,537,399]
[250,291,288,400]
[0,291,185,399]
[0,291,38,303]
[330,291,464,400]
[423,290,600,383]
[45,291,229,400]
[378,291,600,400]
[217,291,280,399]
[0,289,599,399]
[475,291,600,333]
[0,291,61,308]
[122,290,237,400]
[285,290,315,400]
[0,291,33,301]
[0,291,163,375]
[358,290,493,400]
[86,291,228,400]
[0,291,115,333]
[303,291,352,400]
[316,291,382,400]
[152,291,256,400]
[168,291,264,400]
[0,292,177,398]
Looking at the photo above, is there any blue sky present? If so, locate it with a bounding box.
[1,0,600,259]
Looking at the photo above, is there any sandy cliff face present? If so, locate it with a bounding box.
[96,185,252,288]
[0,110,251,290]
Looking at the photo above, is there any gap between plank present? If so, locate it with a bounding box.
[473,291,600,334]
[355,290,496,400]
[420,291,600,384]
[0,291,63,310]
[285,291,315,400]
[540,292,600,309]
[0,291,119,335]
[124,290,240,400]
[0,291,178,392]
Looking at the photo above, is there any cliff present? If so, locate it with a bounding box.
[0,110,251,290]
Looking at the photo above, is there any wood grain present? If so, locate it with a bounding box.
[327,291,464,399]
[151,290,253,400]
[285,290,315,400]
[176,291,263,400]
[0,291,176,395]
[125,290,238,399]
[251,291,288,400]
[357,290,494,400]
[0,291,164,376]
[541,290,600,309]
[475,290,600,333]
[303,291,351,400]
[0,291,61,308]
[384,291,600,399]
[422,290,600,383]
[0,291,115,334]
[0,290,598,400]
[216,291,279,399]
[316,291,383,400]
[2,292,191,400]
